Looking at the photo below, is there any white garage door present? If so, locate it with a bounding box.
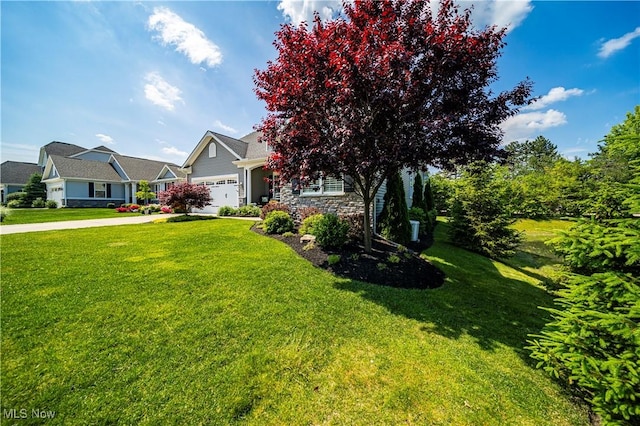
[193,177,239,214]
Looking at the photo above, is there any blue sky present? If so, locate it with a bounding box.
[1,1,639,166]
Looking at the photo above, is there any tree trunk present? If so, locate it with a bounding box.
[363,196,373,253]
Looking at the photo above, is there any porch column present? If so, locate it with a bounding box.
[245,168,251,206]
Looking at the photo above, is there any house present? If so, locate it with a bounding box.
[182,130,417,218]
[39,143,186,207]
[0,161,43,203]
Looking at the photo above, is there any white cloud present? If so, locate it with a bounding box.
[95,133,115,145]
[501,109,567,142]
[161,146,188,158]
[277,0,342,26]
[278,0,532,32]
[524,87,585,111]
[598,26,640,59]
[157,120,166,126]
[148,7,223,68]
[144,72,183,112]
[213,120,238,134]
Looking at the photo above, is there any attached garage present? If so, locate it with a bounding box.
[192,175,239,214]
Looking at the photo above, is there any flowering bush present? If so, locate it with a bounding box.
[260,201,290,219]
[161,206,173,214]
[115,207,129,213]
[128,204,140,212]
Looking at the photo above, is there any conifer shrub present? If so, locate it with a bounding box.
[45,200,58,209]
[263,210,294,234]
[378,170,411,245]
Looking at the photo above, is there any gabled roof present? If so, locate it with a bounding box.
[112,154,183,182]
[42,155,123,182]
[39,141,85,166]
[0,161,42,185]
[92,145,117,153]
[183,131,251,168]
[241,131,269,160]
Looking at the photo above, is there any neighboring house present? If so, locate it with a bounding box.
[40,145,185,208]
[0,161,43,203]
[182,130,417,218]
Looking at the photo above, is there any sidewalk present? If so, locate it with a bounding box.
[0,214,177,235]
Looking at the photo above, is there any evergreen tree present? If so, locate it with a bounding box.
[411,173,426,211]
[448,162,521,259]
[378,170,411,245]
[22,173,47,207]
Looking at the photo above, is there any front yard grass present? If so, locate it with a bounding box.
[0,208,137,225]
[1,219,589,424]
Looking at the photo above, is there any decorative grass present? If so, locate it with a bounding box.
[0,219,589,424]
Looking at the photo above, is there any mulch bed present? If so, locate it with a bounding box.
[253,225,444,289]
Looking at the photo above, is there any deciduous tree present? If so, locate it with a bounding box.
[158,182,211,214]
[255,0,532,251]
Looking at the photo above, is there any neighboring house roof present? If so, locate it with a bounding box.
[112,155,182,182]
[182,130,269,168]
[43,155,123,182]
[39,141,85,166]
[0,161,42,185]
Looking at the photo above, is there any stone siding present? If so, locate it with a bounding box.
[279,185,365,221]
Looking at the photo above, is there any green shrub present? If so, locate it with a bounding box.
[528,272,640,424]
[408,207,428,238]
[314,214,349,249]
[378,170,411,245]
[260,201,290,219]
[236,205,261,217]
[6,192,26,203]
[327,254,341,266]
[263,210,294,234]
[166,215,216,223]
[7,200,22,208]
[387,254,401,264]
[218,206,237,216]
[106,203,116,209]
[299,213,324,235]
[31,198,46,208]
[45,200,58,209]
[282,231,295,238]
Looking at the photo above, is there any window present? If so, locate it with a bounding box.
[95,183,106,198]
[209,142,217,158]
[301,175,344,196]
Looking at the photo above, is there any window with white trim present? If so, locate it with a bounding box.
[301,175,344,196]
[209,142,217,158]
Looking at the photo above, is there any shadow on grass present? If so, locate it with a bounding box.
[334,225,558,360]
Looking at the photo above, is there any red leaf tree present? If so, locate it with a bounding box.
[254,0,532,252]
[158,182,211,214]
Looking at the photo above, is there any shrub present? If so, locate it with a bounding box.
[387,254,401,264]
[378,170,411,245]
[340,213,365,243]
[161,206,172,214]
[298,206,322,221]
[260,201,290,219]
[299,213,324,235]
[327,254,341,266]
[31,197,46,208]
[263,210,294,234]
[128,204,140,212]
[408,207,428,238]
[115,207,129,213]
[314,213,349,249]
[6,192,26,205]
[167,215,216,223]
[528,273,640,424]
[7,200,22,208]
[148,204,161,213]
[218,206,237,216]
[282,231,295,238]
[45,200,58,209]
[236,205,261,217]
[106,203,116,209]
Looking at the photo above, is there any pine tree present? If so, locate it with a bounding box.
[22,173,47,207]
[378,170,411,245]
[411,173,425,211]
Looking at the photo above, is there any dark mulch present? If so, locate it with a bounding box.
[253,225,444,289]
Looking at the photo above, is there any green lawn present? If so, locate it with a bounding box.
[0,208,137,225]
[0,219,589,424]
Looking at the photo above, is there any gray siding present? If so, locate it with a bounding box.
[74,151,112,162]
[190,141,245,186]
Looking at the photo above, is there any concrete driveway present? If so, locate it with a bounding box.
[0,214,179,235]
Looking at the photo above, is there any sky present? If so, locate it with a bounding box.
[1,1,639,166]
